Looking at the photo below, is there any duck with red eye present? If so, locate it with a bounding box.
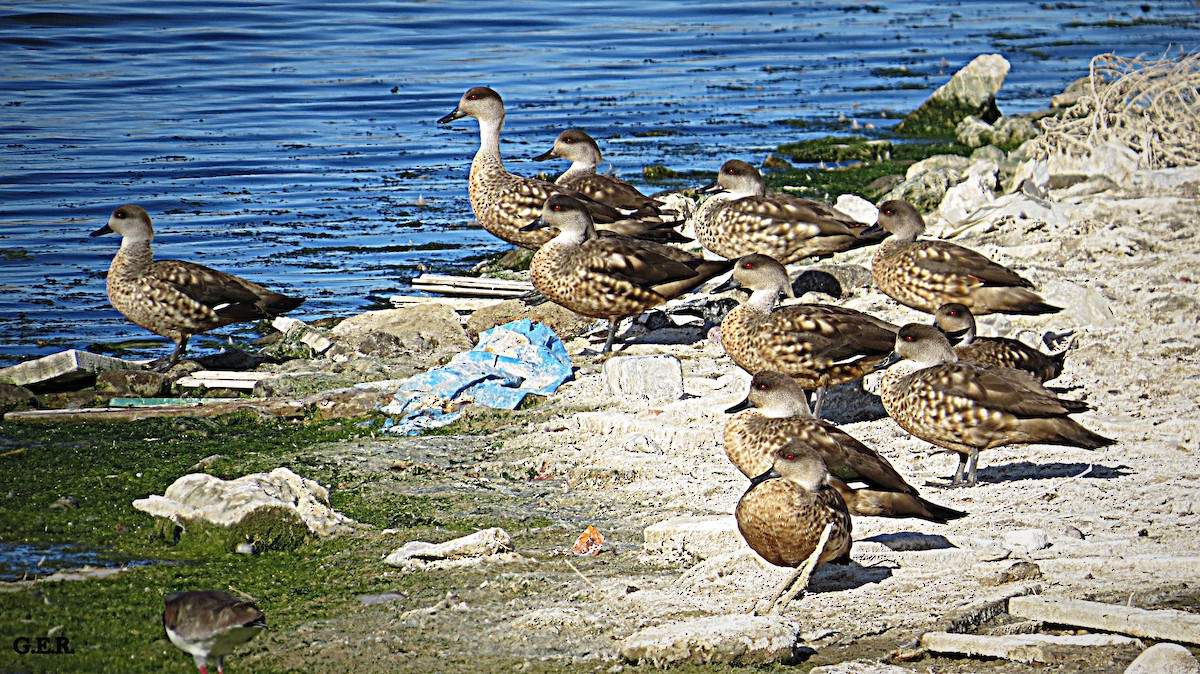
[90,205,304,371]
[735,442,853,569]
[437,87,683,249]
[873,323,1113,487]
[692,159,883,265]
[933,303,1066,382]
[522,194,731,353]
[713,253,898,417]
[725,371,965,523]
[531,129,675,221]
[863,200,1060,315]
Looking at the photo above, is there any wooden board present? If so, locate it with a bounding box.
[0,350,142,389]
[410,273,533,298]
[176,371,273,390]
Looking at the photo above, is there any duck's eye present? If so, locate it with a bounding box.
[754,383,767,391]
[883,208,894,216]
[115,211,125,219]
[564,137,574,144]
[902,334,915,342]
[783,453,795,461]
[551,204,563,211]
[742,262,753,269]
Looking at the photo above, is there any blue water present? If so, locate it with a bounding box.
[1,1,1197,366]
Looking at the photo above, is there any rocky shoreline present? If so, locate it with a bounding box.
[2,53,1199,673]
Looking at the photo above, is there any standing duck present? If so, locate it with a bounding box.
[694,159,880,264]
[163,590,266,674]
[523,194,731,353]
[531,129,672,220]
[736,443,854,569]
[874,324,1113,487]
[714,253,897,416]
[866,200,1060,315]
[437,87,680,248]
[725,371,964,523]
[91,205,304,370]
[934,303,1066,382]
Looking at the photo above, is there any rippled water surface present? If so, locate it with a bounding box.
[1,1,1198,365]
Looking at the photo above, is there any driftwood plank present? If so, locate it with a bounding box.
[1008,596,1200,645]
[0,350,142,388]
[919,631,1139,664]
[410,273,533,298]
[176,371,273,390]
[388,296,507,311]
[4,399,306,423]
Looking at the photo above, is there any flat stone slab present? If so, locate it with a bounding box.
[643,515,744,563]
[620,614,798,667]
[603,354,684,401]
[0,349,141,389]
[1008,596,1200,645]
[920,631,1140,665]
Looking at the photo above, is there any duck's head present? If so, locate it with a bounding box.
[699,159,763,198]
[91,204,153,242]
[725,370,811,418]
[532,129,602,165]
[438,86,504,125]
[712,253,794,299]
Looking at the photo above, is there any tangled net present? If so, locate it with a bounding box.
[1029,50,1200,169]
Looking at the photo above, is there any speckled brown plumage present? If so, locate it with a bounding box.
[725,371,964,523]
[735,444,853,567]
[532,129,671,220]
[527,194,731,352]
[934,303,1065,382]
[694,159,879,264]
[876,324,1113,487]
[866,200,1060,315]
[716,254,897,406]
[163,589,266,674]
[438,87,681,249]
[91,205,304,369]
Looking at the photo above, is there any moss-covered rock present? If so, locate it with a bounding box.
[776,135,894,163]
[896,54,1010,137]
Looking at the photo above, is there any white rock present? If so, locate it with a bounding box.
[643,515,745,563]
[384,527,513,569]
[619,614,798,667]
[1003,528,1050,552]
[1039,278,1118,329]
[1124,642,1200,674]
[132,467,357,538]
[810,661,913,674]
[1045,139,1142,184]
[906,154,972,181]
[603,355,684,401]
[939,161,999,226]
[833,194,878,225]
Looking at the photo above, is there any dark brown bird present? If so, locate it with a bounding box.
[532,129,673,220]
[714,253,898,416]
[437,87,682,249]
[735,443,854,568]
[874,324,1114,487]
[865,200,1060,315]
[725,371,965,523]
[163,590,266,674]
[933,303,1066,382]
[524,194,731,352]
[695,159,881,264]
[91,205,304,370]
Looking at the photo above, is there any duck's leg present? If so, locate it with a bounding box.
[601,319,619,353]
[809,387,827,418]
[965,447,980,487]
[759,522,833,616]
[153,336,190,373]
[950,452,969,487]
